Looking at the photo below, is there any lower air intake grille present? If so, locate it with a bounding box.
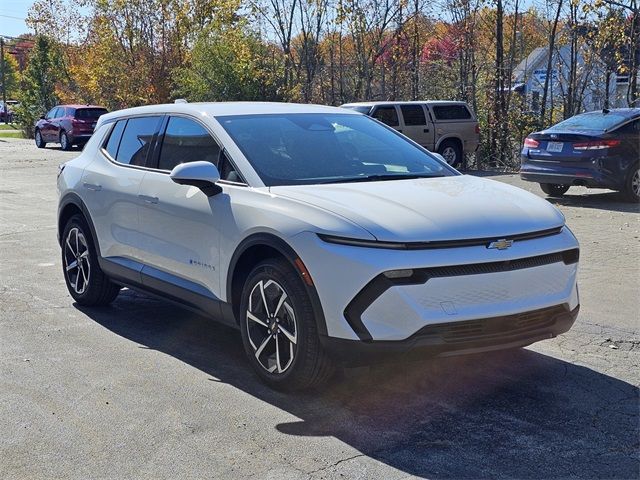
[413,305,567,344]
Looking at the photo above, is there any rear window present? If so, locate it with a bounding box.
[432,105,472,120]
[549,112,630,132]
[76,108,108,120]
[400,105,427,126]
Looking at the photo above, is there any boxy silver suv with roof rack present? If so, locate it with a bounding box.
[341,101,480,168]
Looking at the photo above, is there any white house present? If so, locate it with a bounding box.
[512,44,635,112]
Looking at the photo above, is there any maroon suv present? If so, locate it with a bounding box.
[34,105,108,150]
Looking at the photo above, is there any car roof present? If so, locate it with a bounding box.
[98,102,357,124]
[56,104,107,110]
[341,100,469,107]
[577,108,640,119]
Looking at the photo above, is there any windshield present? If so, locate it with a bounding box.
[218,113,454,186]
[548,112,628,132]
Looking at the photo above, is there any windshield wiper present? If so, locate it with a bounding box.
[317,173,445,184]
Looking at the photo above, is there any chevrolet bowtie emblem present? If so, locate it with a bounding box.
[488,239,513,250]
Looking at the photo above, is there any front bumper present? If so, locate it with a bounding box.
[321,304,579,364]
[289,228,580,343]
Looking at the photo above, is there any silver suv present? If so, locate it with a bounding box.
[341,101,480,168]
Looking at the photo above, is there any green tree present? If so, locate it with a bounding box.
[173,24,283,101]
[1,51,20,103]
[15,36,62,137]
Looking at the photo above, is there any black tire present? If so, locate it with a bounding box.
[61,214,120,306]
[622,165,639,203]
[437,140,463,168]
[540,183,570,197]
[34,129,46,148]
[60,131,72,151]
[239,258,334,391]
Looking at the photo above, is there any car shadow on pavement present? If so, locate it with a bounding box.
[545,192,639,213]
[77,290,639,479]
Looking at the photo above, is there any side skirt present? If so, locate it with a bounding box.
[99,256,238,329]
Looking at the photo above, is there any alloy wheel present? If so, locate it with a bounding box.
[61,133,69,150]
[246,279,297,374]
[63,227,91,294]
[632,168,640,198]
[442,146,457,165]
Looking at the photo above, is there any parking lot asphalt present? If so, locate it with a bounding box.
[1,137,638,479]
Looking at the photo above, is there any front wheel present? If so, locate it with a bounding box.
[239,258,334,390]
[62,214,120,306]
[623,166,640,203]
[540,183,570,197]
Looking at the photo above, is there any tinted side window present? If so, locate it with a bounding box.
[372,107,399,127]
[46,108,57,119]
[158,117,221,171]
[104,120,127,160]
[616,119,640,135]
[116,116,162,166]
[400,105,426,126]
[432,105,472,120]
[55,108,66,118]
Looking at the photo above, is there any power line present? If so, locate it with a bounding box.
[0,14,26,21]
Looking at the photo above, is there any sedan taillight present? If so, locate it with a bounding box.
[523,137,540,148]
[573,139,621,150]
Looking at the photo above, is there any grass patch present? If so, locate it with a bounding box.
[0,123,20,131]
[0,130,26,138]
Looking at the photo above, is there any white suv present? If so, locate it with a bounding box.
[57,102,580,390]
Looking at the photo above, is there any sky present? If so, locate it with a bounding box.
[1,0,543,40]
[0,0,33,39]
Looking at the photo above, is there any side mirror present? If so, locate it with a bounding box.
[170,161,222,197]
[40,115,46,120]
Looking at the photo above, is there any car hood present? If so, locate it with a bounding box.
[270,175,565,242]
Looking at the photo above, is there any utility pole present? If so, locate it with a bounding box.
[0,37,7,124]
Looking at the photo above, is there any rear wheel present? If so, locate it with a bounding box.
[239,258,334,390]
[540,183,570,197]
[60,131,72,151]
[62,214,120,306]
[623,166,640,203]
[437,140,463,168]
[35,129,46,148]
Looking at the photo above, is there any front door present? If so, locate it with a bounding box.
[136,115,225,300]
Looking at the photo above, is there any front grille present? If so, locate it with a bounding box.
[413,305,567,344]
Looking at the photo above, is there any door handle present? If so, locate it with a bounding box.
[138,194,159,204]
[424,128,430,133]
[83,182,102,191]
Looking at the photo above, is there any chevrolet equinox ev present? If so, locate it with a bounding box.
[57,102,580,390]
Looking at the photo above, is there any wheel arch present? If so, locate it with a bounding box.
[435,135,463,152]
[226,233,328,336]
[58,193,101,256]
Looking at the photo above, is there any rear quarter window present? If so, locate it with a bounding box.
[104,120,126,160]
[432,105,472,120]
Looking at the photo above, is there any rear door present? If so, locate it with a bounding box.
[81,116,162,272]
[399,104,434,149]
[51,107,66,141]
